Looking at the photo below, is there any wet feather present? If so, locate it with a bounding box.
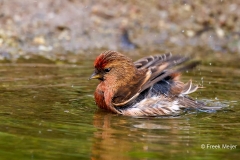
[91,50,221,116]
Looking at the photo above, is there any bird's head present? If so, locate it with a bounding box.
[89,51,136,84]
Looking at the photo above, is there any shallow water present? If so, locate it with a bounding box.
[0,54,240,160]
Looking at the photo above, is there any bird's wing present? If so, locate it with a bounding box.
[112,69,151,107]
[112,53,199,107]
[134,53,172,69]
[180,79,198,95]
[140,59,200,92]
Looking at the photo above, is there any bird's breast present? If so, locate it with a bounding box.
[94,88,108,110]
[94,84,118,113]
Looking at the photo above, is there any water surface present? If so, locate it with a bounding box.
[0,54,239,160]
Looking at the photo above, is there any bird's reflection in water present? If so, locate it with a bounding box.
[91,110,192,160]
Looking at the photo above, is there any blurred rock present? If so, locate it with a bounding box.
[119,26,137,50]
[33,36,46,45]
[91,5,115,20]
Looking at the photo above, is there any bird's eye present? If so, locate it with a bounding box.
[104,68,111,73]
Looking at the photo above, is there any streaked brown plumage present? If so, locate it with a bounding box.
[90,50,219,116]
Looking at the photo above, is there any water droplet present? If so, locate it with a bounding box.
[215,97,218,100]
[209,63,211,65]
[182,30,185,33]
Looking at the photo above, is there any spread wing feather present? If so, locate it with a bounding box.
[180,79,198,95]
[113,53,199,108]
[134,53,172,69]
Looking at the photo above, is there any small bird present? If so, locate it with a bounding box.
[89,51,219,116]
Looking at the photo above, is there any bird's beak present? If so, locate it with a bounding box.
[89,72,102,80]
